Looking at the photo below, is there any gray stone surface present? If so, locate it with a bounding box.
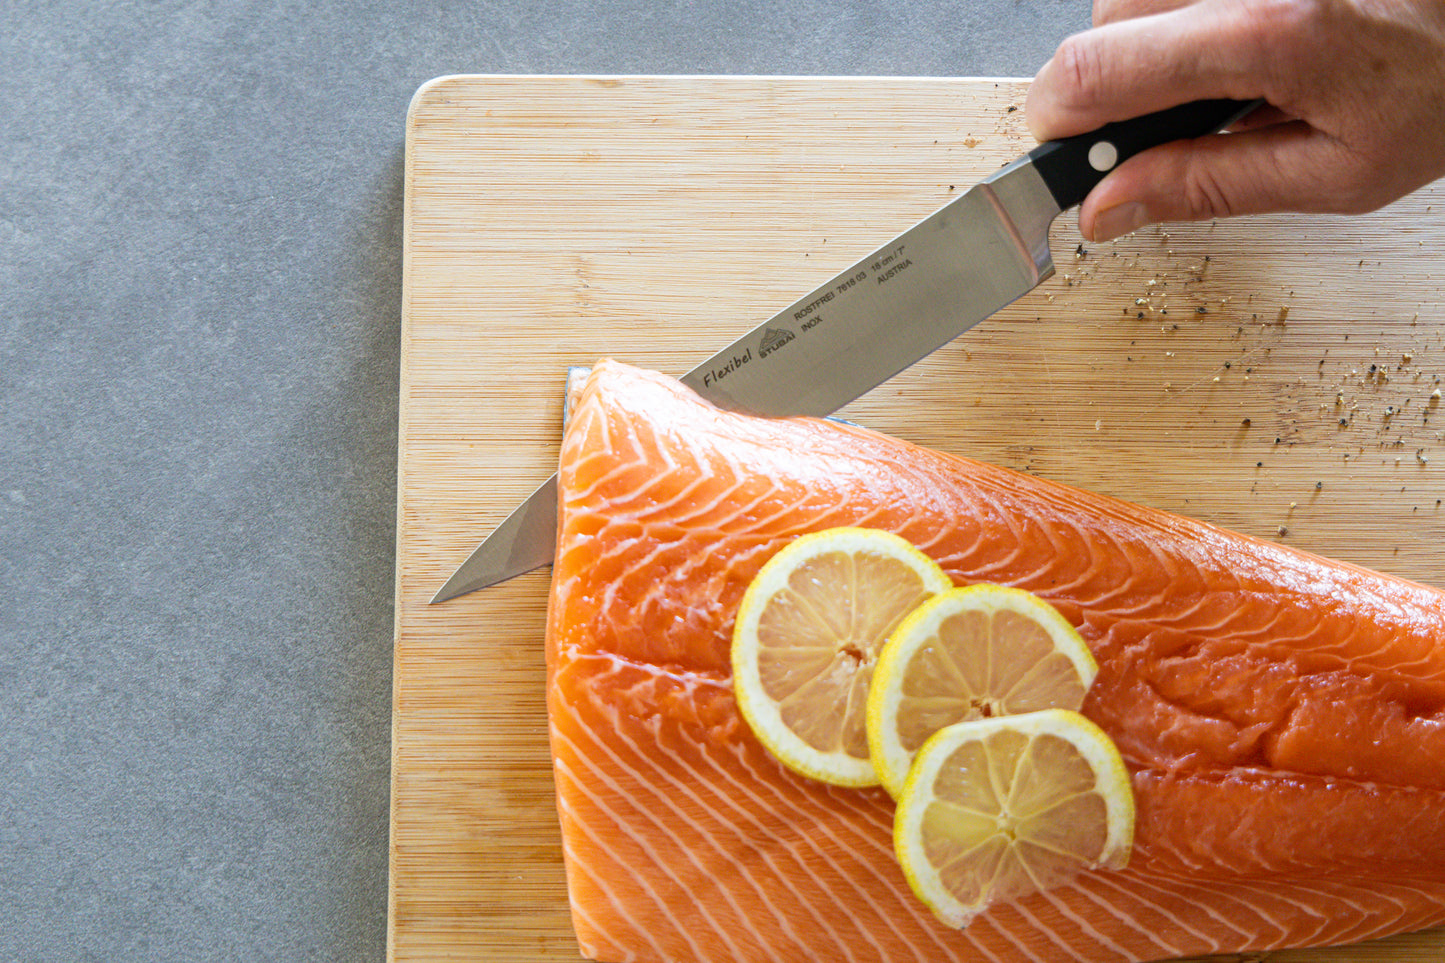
[0,2,1088,959]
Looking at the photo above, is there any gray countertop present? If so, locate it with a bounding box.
[0,2,1087,959]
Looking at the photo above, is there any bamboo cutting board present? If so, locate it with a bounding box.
[392,76,1445,963]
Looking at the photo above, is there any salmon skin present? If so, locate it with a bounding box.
[544,359,1445,963]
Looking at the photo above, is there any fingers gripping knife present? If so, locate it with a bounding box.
[432,98,1261,603]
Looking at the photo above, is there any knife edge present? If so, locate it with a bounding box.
[429,474,559,603]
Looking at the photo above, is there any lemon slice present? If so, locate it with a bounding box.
[894,709,1134,928]
[732,527,952,787]
[866,585,1097,798]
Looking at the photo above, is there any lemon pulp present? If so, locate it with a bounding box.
[731,527,951,787]
[866,584,1097,797]
[893,709,1134,928]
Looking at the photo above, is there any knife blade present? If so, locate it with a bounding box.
[431,97,1261,603]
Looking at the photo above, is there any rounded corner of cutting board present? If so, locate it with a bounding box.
[407,73,481,125]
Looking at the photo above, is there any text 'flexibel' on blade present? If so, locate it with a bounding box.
[701,348,753,388]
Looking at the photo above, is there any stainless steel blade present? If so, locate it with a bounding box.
[430,476,558,603]
[430,157,1061,603]
[677,157,1059,416]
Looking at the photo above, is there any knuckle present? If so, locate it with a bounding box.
[1052,34,1106,109]
[1220,0,1326,89]
[1336,193,1379,215]
[1246,0,1319,34]
[1308,141,1391,214]
[1179,157,1238,220]
[1226,0,1319,45]
[1329,165,1390,214]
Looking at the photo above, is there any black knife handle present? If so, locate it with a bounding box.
[1027,98,1263,211]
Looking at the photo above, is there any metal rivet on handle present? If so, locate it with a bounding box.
[1087,140,1118,172]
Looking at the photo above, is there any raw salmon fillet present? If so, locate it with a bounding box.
[544,359,1445,963]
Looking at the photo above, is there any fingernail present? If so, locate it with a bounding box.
[1090,202,1149,242]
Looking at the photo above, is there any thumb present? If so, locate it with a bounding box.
[1079,120,1365,241]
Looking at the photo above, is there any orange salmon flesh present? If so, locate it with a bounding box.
[544,359,1445,963]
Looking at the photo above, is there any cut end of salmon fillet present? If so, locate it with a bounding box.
[544,359,1445,963]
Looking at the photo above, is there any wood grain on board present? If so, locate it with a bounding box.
[392,75,1445,962]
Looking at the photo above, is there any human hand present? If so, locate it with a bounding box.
[1025,0,1445,241]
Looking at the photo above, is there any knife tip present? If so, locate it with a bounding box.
[428,570,483,604]
[427,559,553,603]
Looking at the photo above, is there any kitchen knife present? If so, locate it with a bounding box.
[431,97,1260,603]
